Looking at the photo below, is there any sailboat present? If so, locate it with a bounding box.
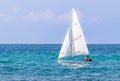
[58,8,89,61]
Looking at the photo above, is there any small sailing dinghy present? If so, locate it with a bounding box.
[58,8,89,66]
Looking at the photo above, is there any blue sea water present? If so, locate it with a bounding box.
[0,44,120,81]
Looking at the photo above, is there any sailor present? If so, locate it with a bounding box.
[85,55,92,61]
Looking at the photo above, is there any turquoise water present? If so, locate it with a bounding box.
[0,44,120,81]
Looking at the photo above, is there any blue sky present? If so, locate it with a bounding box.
[0,0,120,44]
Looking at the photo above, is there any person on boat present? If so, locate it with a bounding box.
[85,55,92,61]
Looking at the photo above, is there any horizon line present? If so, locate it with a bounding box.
[0,43,120,44]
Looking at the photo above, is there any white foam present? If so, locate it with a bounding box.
[58,60,89,69]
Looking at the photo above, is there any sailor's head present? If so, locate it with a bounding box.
[86,55,89,58]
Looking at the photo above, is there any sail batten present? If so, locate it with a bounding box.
[58,8,89,59]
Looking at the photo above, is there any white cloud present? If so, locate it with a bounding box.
[85,16,103,23]
[0,5,21,23]
[12,6,21,14]
[23,9,101,24]
[0,9,102,24]
[23,10,55,23]
[0,13,15,23]
[23,10,71,23]
[0,13,5,17]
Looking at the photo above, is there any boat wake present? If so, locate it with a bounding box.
[58,60,89,69]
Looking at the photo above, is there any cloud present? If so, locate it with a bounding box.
[0,13,15,23]
[23,9,101,24]
[85,16,103,23]
[23,10,70,23]
[0,5,22,24]
[0,13,5,17]
[12,6,21,14]
[23,10,55,23]
[0,9,102,24]
[23,10,72,23]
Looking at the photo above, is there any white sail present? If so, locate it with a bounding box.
[58,8,89,59]
[58,28,72,59]
[71,8,89,56]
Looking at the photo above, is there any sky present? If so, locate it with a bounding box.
[0,0,120,44]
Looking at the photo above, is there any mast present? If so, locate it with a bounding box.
[71,24,72,56]
[71,8,74,56]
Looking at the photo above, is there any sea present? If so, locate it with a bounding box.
[0,44,120,81]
